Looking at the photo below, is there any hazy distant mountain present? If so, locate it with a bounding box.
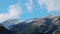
[0,19,20,29]
[0,15,60,34]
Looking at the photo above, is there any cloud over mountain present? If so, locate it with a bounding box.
[0,3,22,23]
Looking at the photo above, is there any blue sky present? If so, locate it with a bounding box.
[0,0,18,13]
[0,0,60,22]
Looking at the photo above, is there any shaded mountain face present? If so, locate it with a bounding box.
[1,15,60,34]
[0,25,13,34]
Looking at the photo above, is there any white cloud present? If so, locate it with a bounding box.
[0,3,22,23]
[24,0,33,13]
[38,0,60,12]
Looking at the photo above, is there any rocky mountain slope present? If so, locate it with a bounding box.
[0,15,60,34]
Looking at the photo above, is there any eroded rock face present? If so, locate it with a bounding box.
[31,19,45,27]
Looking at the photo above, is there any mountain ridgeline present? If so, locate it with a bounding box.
[0,15,60,34]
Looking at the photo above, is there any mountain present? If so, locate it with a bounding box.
[0,24,17,34]
[1,19,20,29]
[0,15,60,34]
[7,15,59,34]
